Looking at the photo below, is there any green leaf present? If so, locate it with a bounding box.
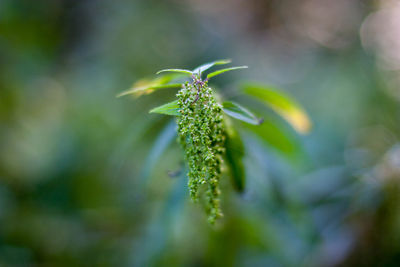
[243,116,300,159]
[207,66,248,79]
[224,123,245,192]
[149,100,180,116]
[156,69,193,75]
[118,83,181,98]
[222,101,262,125]
[242,83,312,134]
[117,74,184,97]
[141,120,177,182]
[192,59,232,75]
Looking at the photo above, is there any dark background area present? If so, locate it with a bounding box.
[1,0,400,266]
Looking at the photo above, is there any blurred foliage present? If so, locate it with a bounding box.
[1,0,400,266]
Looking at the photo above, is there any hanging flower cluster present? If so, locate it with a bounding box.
[176,75,225,223]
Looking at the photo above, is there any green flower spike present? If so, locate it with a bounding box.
[176,74,225,223]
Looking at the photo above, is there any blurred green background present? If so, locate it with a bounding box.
[1,0,400,266]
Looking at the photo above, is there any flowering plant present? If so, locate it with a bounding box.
[119,60,310,223]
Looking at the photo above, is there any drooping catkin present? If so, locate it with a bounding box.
[176,76,225,223]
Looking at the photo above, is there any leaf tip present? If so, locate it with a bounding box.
[116,90,132,98]
[290,111,312,134]
[220,59,232,64]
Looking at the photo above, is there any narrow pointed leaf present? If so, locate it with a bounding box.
[117,73,184,98]
[242,83,312,134]
[207,66,248,79]
[149,100,180,116]
[224,123,246,192]
[141,120,177,182]
[192,59,231,75]
[222,101,262,125]
[243,117,301,159]
[118,83,181,97]
[156,69,193,75]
